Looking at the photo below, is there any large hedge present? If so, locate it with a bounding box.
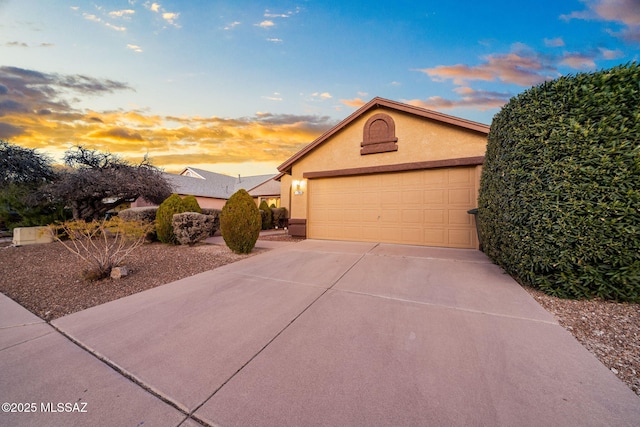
[220,189,261,254]
[478,63,640,302]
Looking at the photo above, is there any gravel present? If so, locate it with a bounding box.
[1,239,638,396]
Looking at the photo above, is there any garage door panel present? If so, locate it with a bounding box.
[448,188,473,205]
[424,209,445,224]
[308,167,477,249]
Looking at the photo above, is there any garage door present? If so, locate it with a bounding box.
[307,167,478,248]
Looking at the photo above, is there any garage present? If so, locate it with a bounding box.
[278,97,489,249]
[307,167,478,248]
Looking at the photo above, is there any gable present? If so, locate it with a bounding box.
[278,97,489,175]
[281,102,488,179]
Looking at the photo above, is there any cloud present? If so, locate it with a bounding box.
[256,20,275,28]
[127,44,143,53]
[143,1,180,28]
[418,49,557,87]
[0,122,25,139]
[311,92,332,100]
[561,0,640,43]
[560,52,597,69]
[264,7,301,19]
[5,41,29,47]
[83,11,127,31]
[89,127,144,141]
[109,9,135,18]
[405,87,512,112]
[544,37,565,47]
[340,98,367,108]
[0,66,331,172]
[266,38,283,43]
[224,21,241,30]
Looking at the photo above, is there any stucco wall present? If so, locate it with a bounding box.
[282,108,488,222]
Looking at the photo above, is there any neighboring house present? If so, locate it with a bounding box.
[132,167,280,209]
[277,97,490,249]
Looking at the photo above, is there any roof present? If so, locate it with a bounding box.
[165,167,277,199]
[277,97,490,174]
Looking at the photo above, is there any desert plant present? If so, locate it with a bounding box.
[201,208,221,235]
[220,189,261,254]
[478,63,640,302]
[172,212,214,245]
[259,200,273,230]
[182,195,202,213]
[156,194,186,244]
[49,217,153,281]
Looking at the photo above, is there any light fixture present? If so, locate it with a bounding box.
[292,179,305,195]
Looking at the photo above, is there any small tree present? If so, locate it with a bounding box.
[259,200,272,230]
[156,194,186,244]
[220,189,261,254]
[182,195,202,213]
[49,217,153,281]
[45,146,172,221]
[0,141,66,229]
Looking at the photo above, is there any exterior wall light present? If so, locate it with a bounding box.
[292,179,306,195]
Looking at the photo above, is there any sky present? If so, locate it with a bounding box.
[1,0,639,177]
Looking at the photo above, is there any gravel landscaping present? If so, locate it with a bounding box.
[0,238,637,396]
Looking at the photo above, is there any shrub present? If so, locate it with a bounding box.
[220,189,261,254]
[182,195,202,213]
[49,217,153,281]
[478,63,640,302]
[202,208,221,235]
[156,194,186,244]
[172,212,214,246]
[119,207,158,223]
[272,207,288,229]
[259,200,273,230]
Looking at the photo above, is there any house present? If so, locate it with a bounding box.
[132,167,280,209]
[277,97,490,249]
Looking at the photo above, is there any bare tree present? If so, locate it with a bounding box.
[46,146,172,221]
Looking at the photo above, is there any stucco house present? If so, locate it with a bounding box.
[132,167,280,209]
[277,97,489,249]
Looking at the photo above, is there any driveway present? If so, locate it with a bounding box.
[2,240,639,426]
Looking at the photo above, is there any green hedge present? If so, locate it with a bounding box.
[478,63,640,302]
[156,194,186,244]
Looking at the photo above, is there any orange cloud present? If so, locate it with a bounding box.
[340,98,366,108]
[405,87,511,112]
[561,0,640,42]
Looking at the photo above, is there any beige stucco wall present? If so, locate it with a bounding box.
[281,108,488,222]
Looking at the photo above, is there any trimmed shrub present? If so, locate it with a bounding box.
[478,63,640,302]
[156,194,186,244]
[172,212,214,246]
[182,195,202,213]
[259,200,273,230]
[119,206,158,223]
[272,207,288,229]
[201,208,221,235]
[220,189,261,254]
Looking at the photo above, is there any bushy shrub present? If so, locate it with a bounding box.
[220,189,261,254]
[119,207,158,223]
[272,207,288,229]
[182,195,202,213]
[259,200,273,230]
[202,208,221,235]
[478,63,640,302]
[172,212,214,246]
[156,194,186,244]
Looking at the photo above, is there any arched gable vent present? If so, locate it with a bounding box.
[360,113,398,155]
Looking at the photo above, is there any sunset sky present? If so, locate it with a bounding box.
[1,0,639,177]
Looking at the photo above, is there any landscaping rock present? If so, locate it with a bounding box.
[110,266,129,279]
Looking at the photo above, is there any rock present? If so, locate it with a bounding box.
[110,266,129,279]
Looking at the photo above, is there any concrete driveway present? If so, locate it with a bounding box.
[2,239,639,426]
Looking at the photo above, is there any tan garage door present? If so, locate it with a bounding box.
[307,167,478,248]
